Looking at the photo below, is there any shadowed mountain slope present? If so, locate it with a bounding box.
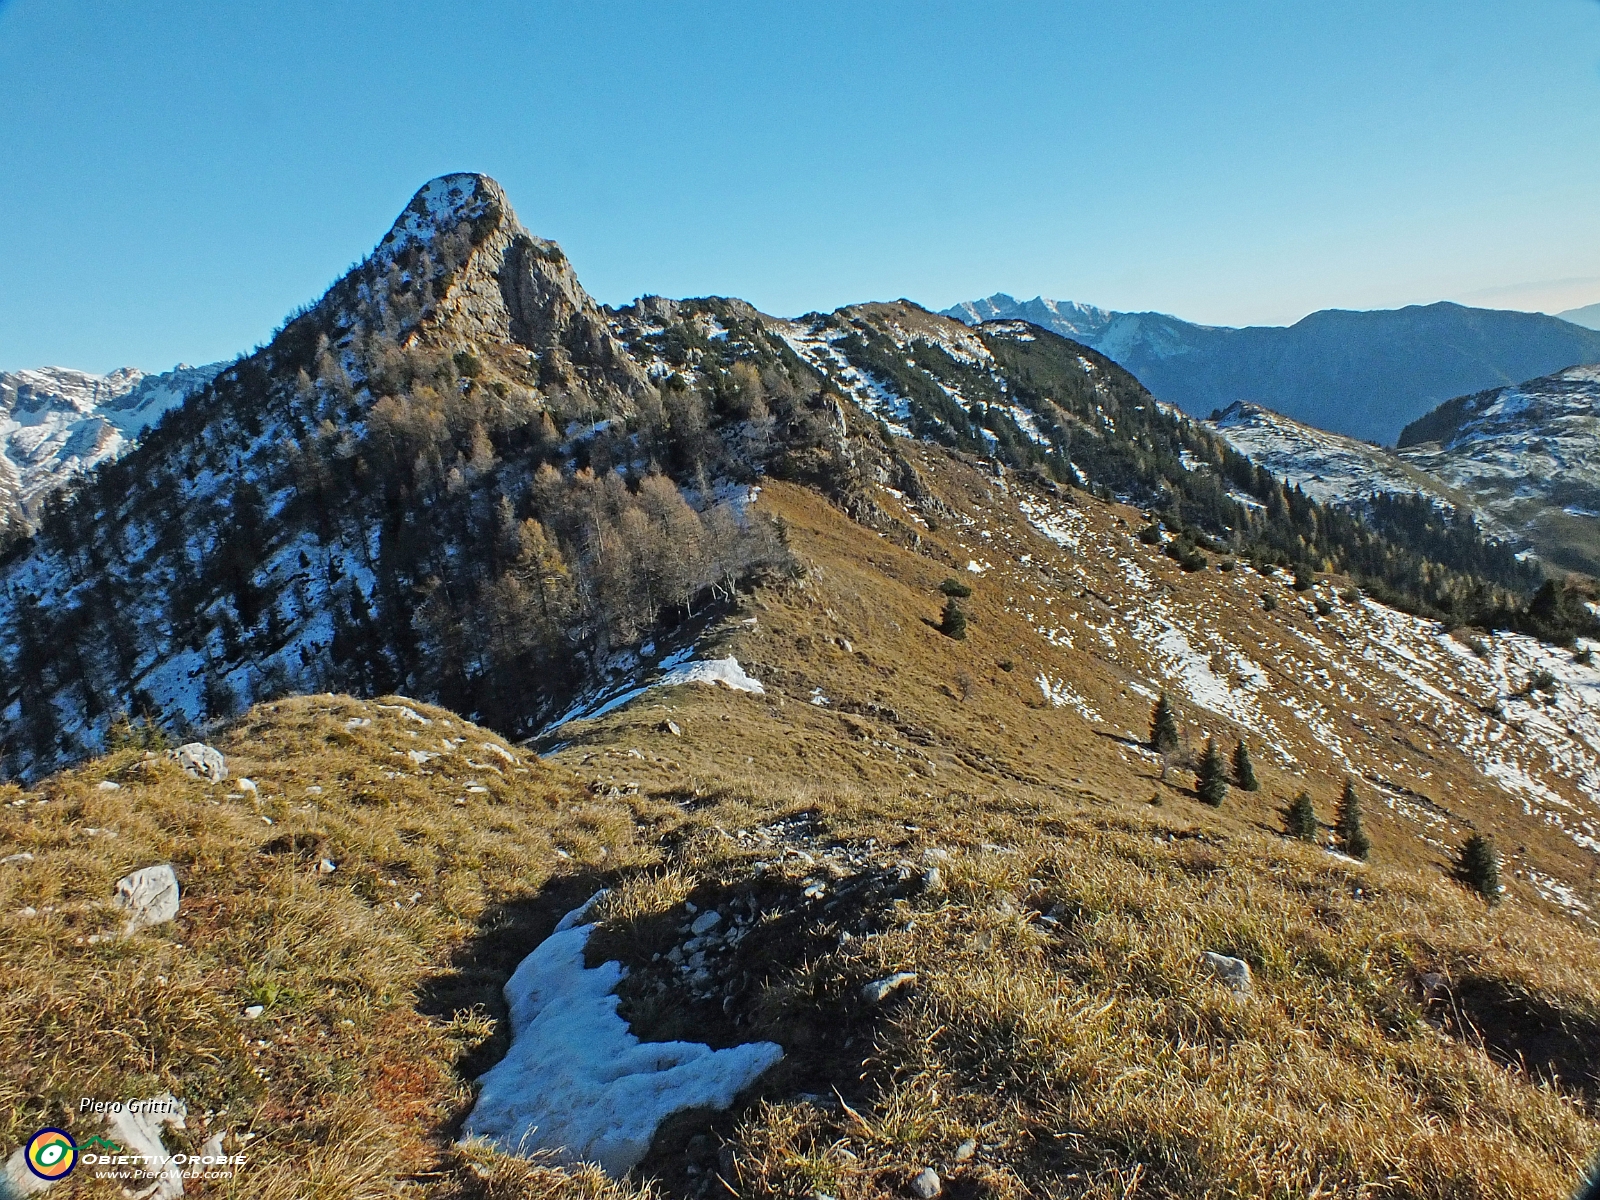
[1397,366,1600,577]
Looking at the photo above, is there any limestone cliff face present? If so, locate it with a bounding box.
[345,173,646,404]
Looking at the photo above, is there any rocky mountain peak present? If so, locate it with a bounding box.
[375,172,512,263]
[318,172,644,401]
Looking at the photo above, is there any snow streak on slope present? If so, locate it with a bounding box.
[933,478,1600,865]
[775,318,912,436]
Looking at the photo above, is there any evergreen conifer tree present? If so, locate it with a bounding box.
[1454,833,1501,904]
[1150,693,1180,753]
[1336,779,1370,860]
[939,598,967,640]
[1285,791,1318,841]
[1233,739,1259,790]
[1196,738,1228,806]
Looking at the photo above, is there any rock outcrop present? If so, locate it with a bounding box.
[323,173,646,405]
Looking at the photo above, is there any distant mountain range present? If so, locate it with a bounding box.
[943,295,1600,445]
[0,362,223,538]
[1558,302,1600,331]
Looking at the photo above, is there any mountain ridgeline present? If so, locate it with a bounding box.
[945,293,1600,445]
[0,175,1586,779]
[1394,365,1600,577]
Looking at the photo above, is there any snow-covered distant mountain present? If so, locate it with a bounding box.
[0,361,223,535]
[1202,399,1509,535]
[1397,366,1600,577]
[943,295,1115,342]
[944,294,1600,445]
[1557,302,1600,332]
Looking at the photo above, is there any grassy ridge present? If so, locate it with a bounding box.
[3,686,1598,1197]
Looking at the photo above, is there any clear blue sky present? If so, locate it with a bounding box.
[3,0,1599,373]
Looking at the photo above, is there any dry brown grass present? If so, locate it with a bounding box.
[561,774,1600,1199]
[4,449,1600,1197]
[4,688,1599,1198]
[0,694,664,1198]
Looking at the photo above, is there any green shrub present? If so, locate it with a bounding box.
[938,577,973,598]
[1149,693,1180,754]
[1196,738,1228,807]
[1166,538,1207,572]
[1336,779,1370,860]
[1285,792,1318,841]
[1232,740,1259,791]
[1454,833,1501,904]
[106,710,170,752]
[939,598,968,640]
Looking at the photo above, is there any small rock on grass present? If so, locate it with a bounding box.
[954,1138,977,1162]
[114,864,180,935]
[105,1093,188,1199]
[862,972,918,1004]
[170,743,226,783]
[3,1144,55,1196]
[1202,951,1252,995]
[910,1167,942,1198]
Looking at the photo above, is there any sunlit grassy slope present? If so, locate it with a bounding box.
[4,444,1600,1198]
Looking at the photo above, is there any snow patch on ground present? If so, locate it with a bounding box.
[462,893,783,1176]
[547,656,765,730]
[1037,674,1103,723]
[1525,869,1593,917]
[1019,497,1084,553]
[660,657,765,694]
